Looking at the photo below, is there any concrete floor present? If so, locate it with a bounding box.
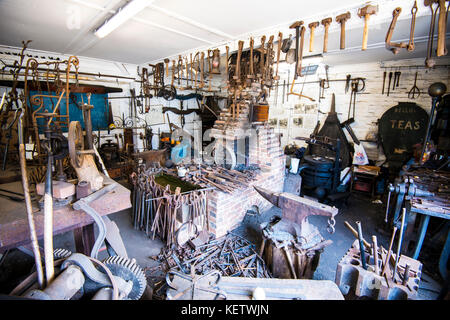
[0,172,445,299]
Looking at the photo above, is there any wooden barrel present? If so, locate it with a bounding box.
[252,104,269,122]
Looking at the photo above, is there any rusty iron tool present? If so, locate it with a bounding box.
[385,3,417,55]
[358,4,378,51]
[247,38,254,84]
[436,0,448,56]
[382,71,386,94]
[190,53,193,86]
[274,32,283,81]
[207,50,212,91]
[308,22,319,52]
[257,35,266,82]
[289,21,304,78]
[171,60,176,88]
[372,235,380,275]
[234,40,244,87]
[254,186,338,236]
[164,58,169,77]
[336,12,351,50]
[299,26,306,76]
[408,71,420,99]
[381,226,397,277]
[356,221,368,270]
[408,1,418,51]
[385,7,407,54]
[225,46,230,89]
[264,35,274,83]
[200,52,205,89]
[281,34,292,53]
[387,71,393,96]
[425,0,439,67]
[321,17,333,53]
[345,74,351,93]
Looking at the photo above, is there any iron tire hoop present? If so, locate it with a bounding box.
[68,121,84,168]
[175,221,199,247]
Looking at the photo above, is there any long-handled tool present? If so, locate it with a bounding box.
[372,235,380,275]
[425,1,440,67]
[18,108,44,288]
[308,22,319,52]
[356,221,368,270]
[381,226,397,277]
[358,4,378,51]
[393,209,407,280]
[336,12,351,50]
[436,0,448,56]
[382,71,387,95]
[289,21,304,79]
[43,113,56,285]
[321,17,332,53]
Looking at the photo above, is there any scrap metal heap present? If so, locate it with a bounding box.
[146,232,272,299]
[163,164,260,194]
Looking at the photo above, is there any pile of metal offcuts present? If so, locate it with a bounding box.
[163,164,260,194]
[147,232,272,299]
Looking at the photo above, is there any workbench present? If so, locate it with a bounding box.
[405,197,450,280]
[0,176,131,256]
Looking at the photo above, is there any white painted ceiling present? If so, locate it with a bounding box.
[0,0,449,66]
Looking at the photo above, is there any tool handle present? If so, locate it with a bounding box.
[437,0,447,56]
[340,22,346,50]
[323,26,329,53]
[309,27,315,52]
[362,14,370,50]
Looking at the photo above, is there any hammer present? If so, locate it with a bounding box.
[358,4,378,51]
[436,0,447,56]
[321,17,332,53]
[336,12,351,50]
[289,21,304,79]
[308,22,319,52]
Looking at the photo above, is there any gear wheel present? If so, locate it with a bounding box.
[103,256,146,300]
[53,248,72,260]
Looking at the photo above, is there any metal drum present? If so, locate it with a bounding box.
[301,155,336,199]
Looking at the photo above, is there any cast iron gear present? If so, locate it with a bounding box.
[53,248,72,260]
[103,256,146,300]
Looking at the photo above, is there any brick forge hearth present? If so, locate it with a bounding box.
[207,104,286,238]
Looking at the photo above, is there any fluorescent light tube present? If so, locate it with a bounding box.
[95,0,153,38]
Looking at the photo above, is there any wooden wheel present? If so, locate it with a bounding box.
[68,121,84,168]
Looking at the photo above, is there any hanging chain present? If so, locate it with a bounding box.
[327,216,336,234]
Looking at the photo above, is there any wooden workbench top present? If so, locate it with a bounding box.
[0,178,131,251]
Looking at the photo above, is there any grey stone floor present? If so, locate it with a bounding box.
[0,173,445,299]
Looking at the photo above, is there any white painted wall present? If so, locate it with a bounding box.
[266,56,450,161]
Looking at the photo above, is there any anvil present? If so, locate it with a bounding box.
[254,186,338,234]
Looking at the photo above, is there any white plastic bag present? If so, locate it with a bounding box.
[353,143,369,165]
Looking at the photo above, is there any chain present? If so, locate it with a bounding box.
[327,216,336,234]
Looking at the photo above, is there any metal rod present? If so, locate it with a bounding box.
[393,208,407,279]
[356,221,368,270]
[18,109,44,289]
[145,187,216,202]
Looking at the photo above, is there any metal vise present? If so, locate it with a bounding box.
[385,177,434,226]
